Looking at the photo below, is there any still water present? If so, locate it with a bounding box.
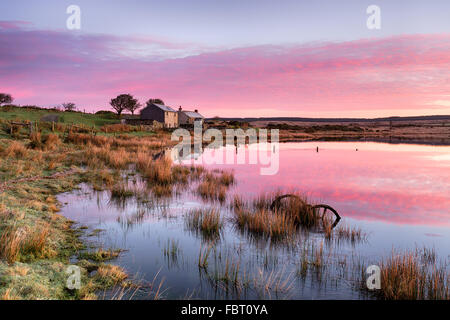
[58,141,450,299]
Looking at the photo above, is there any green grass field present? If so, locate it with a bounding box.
[0,106,160,138]
[0,106,119,127]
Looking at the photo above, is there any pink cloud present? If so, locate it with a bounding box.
[1,22,450,117]
[0,20,32,30]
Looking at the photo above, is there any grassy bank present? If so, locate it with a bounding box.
[0,107,177,299]
[0,107,237,299]
[0,105,118,128]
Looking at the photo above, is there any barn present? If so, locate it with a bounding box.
[178,107,204,126]
[140,103,178,128]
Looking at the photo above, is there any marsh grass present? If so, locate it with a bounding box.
[360,249,449,300]
[0,126,177,299]
[254,267,295,299]
[0,223,51,264]
[186,208,223,239]
[80,248,123,262]
[95,264,128,286]
[163,239,181,268]
[198,245,295,300]
[197,180,227,202]
[4,141,27,158]
[198,243,214,269]
[334,225,366,242]
[233,191,321,233]
[198,247,248,298]
[196,170,234,203]
[231,191,321,242]
[233,208,296,241]
[323,222,367,243]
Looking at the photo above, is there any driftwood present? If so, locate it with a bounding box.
[270,194,341,229]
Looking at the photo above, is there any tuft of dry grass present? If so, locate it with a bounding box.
[7,264,30,276]
[110,184,134,200]
[361,249,449,300]
[197,180,227,202]
[333,225,365,242]
[233,208,296,240]
[1,288,20,300]
[80,248,122,262]
[231,191,322,240]
[186,208,223,238]
[246,191,320,228]
[143,158,173,185]
[0,227,25,263]
[151,184,173,198]
[66,133,109,147]
[96,265,128,286]
[43,133,61,150]
[101,124,132,133]
[0,224,50,264]
[4,141,27,158]
[208,170,235,186]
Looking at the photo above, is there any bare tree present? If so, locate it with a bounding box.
[110,94,138,116]
[0,93,13,105]
[126,101,141,115]
[62,102,76,111]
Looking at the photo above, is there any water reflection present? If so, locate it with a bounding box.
[58,141,450,299]
[180,142,450,228]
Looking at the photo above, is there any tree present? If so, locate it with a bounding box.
[0,93,13,105]
[62,102,76,111]
[126,101,141,115]
[146,98,165,105]
[110,94,139,116]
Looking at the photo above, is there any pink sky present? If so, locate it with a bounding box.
[1,22,450,117]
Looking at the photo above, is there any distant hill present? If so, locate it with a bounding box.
[206,115,450,123]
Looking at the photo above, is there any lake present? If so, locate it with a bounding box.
[58,141,450,299]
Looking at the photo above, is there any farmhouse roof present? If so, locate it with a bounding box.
[183,111,204,119]
[149,103,177,112]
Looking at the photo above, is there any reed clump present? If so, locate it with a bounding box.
[186,208,223,238]
[334,225,365,242]
[197,180,227,202]
[196,170,234,202]
[234,208,296,240]
[3,141,27,158]
[361,249,449,300]
[232,191,320,240]
[110,184,134,200]
[80,248,122,262]
[143,158,173,186]
[0,224,51,264]
[249,191,319,228]
[94,264,128,287]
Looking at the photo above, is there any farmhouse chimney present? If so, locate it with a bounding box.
[179,106,182,111]
[195,109,198,113]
